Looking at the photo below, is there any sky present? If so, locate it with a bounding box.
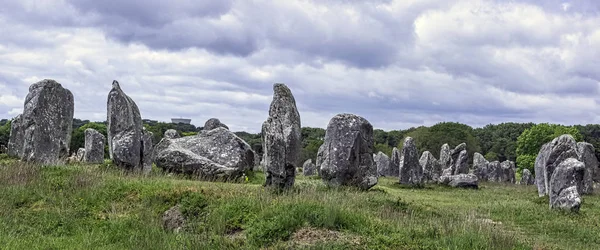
[0,0,599,132]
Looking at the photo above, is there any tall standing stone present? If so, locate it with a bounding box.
[549,158,585,212]
[317,114,377,190]
[7,114,24,158]
[84,128,105,164]
[500,160,516,184]
[536,135,579,197]
[390,147,401,177]
[107,80,144,171]
[204,118,229,131]
[262,83,302,189]
[142,129,154,174]
[439,144,452,171]
[374,152,391,177]
[535,143,553,196]
[576,142,597,194]
[487,161,501,182]
[20,79,74,164]
[420,151,440,182]
[473,152,489,181]
[399,137,423,185]
[453,150,469,175]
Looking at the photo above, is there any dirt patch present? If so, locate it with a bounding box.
[290,227,361,246]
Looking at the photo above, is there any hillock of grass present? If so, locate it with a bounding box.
[0,157,598,249]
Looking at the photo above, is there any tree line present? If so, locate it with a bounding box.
[1,118,598,173]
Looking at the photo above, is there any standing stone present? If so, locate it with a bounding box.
[440,173,479,189]
[500,160,516,184]
[142,129,154,174]
[374,152,391,177]
[7,114,24,158]
[549,158,585,212]
[84,128,105,164]
[204,118,229,131]
[535,143,553,196]
[450,143,466,167]
[390,147,401,177]
[419,151,440,182]
[107,80,144,171]
[164,129,180,139]
[536,135,579,197]
[317,114,377,190]
[262,83,302,189]
[453,150,469,175]
[520,169,534,185]
[76,148,86,162]
[303,159,316,176]
[473,152,489,181]
[576,142,597,194]
[439,144,452,171]
[20,79,74,164]
[399,137,423,186]
[487,161,501,182]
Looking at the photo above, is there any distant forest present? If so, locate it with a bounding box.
[1,118,599,173]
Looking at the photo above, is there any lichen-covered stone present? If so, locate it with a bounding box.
[164,129,180,139]
[317,114,377,190]
[520,169,534,185]
[399,137,423,186]
[549,158,584,212]
[303,159,317,176]
[7,114,24,158]
[84,128,105,164]
[374,152,391,177]
[576,142,597,194]
[453,150,469,175]
[473,152,489,181]
[390,147,401,177]
[204,118,229,131]
[420,151,440,182]
[439,173,478,189]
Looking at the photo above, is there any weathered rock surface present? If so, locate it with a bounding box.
[7,114,24,158]
[440,174,478,189]
[303,159,317,176]
[439,144,452,171]
[317,114,377,190]
[576,142,597,194]
[374,152,391,177]
[473,152,489,181]
[420,151,440,182]
[487,161,501,182]
[153,127,255,179]
[535,135,579,197]
[535,142,553,196]
[500,160,516,184]
[84,128,105,164]
[399,137,423,186]
[19,80,74,164]
[204,118,229,131]
[107,80,144,170]
[142,129,154,174]
[390,147,401,177]
[163,206,185,233]
[520,169,534,185]
[262,83,302,189]
[164,129,180,139]
[549,158,584,212]
[76,148,86,162]
[453,150,469,175]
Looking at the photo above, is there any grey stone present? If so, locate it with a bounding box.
[399,137,423,186]
[419,151,440,182]
[76,148,86,162]
[576,142,597,194]
[549,158,584,212]
[20,79,74,164]
[107,80,144,171]
[303,159,317,176]
[536,135,579,197]
[84,128,105,164]
[374,152,391,177]
[390,147,401,177]
[439,173,478,189]
[473,152,489,181]
[7,114,24,158]
[439,144,452,171]
[262,83,302,189]
[204,118,229,131]
[153,127,255,179]
[164,129,180,139]
[487,161,501,182]
[500,160,516,184]
[453,150,469,175]
[142,129,154,174]
[317,113,377,190]
[535,142,553,196]
[163,206,185,233]
[520,169,534,185]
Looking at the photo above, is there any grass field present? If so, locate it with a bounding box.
[0,157,598,249]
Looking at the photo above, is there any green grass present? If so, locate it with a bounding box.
[0,158,598,249]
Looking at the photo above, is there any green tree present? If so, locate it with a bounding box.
[403,122,480,163]
[0,119,11,152]
[516,123,582,173]
[474,122,534,162]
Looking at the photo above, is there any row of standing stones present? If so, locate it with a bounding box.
[6,80,599,212]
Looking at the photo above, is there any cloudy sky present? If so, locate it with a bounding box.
[0,0,599,132]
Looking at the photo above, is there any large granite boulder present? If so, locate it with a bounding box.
[164,129,180,139]
[535,142,553,196]
[84,128,105,164]
[303,159,317,176]
[399,137,423,186]
[374,152,391,177]
[153,127,255,179]
[487,161,501,182]
[453,150,469,175]
[549,158,584,212]
[440,173,478,189]
[439,144,452,170]
[520,169,534,185]
[500,160,516,184]
[7,114,24,158]
[390,147,401,177]
[420,151,440,182]
[317,114,377,190]
[536,135,579,197]
[19,79,74,164]
[204,118,229,131]
[576,142,597,194]
[473,152,489,181]
[262,83,302,189]
[107,80,145,171]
